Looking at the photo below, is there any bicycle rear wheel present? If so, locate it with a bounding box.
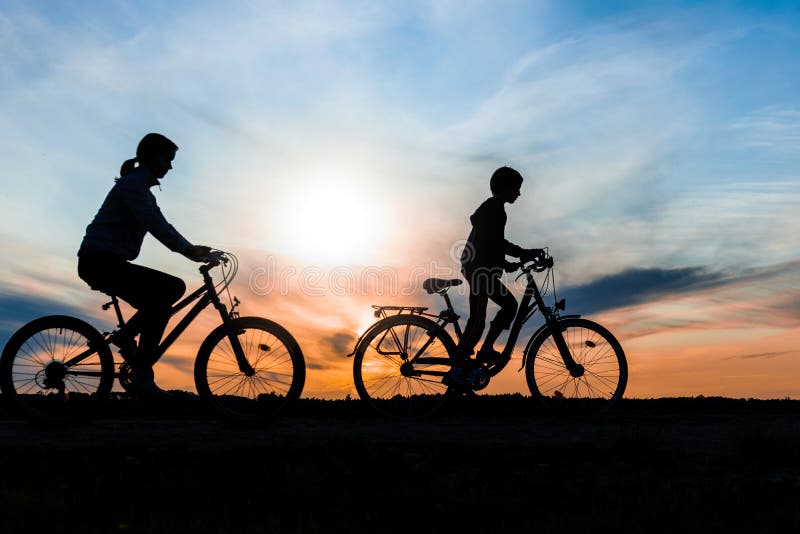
[353,314,456,419]
[524,317,627,413]
[0,315,115,423]
[194,316,305,423]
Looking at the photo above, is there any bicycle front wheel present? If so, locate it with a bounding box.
[0,315,115,423]
[525,317,627,413]
[194,317,305,423]
[353,314,456,419]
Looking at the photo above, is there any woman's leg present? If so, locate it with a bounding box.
[78,253,185,366]
[111,263,185,366]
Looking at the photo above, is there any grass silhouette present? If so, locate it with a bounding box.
[0,394,798,532]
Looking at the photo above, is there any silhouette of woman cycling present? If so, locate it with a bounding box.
[77,133,211,397]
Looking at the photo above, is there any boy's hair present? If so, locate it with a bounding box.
[490,166,523,194]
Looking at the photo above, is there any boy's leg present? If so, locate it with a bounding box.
[446,269,498,388]
[479,276,518,354]
[455,267,495,361]
[456,289,488,362]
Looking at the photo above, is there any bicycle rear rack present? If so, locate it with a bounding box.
[371,305,428,318]
[345,305,430,358]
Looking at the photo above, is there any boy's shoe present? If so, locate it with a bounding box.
[477,348,511,368]
[476,348,502,365]
[442,365,470,388]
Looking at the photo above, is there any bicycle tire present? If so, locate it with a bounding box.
[0,315,114,423]
[194,316,305,423]
[353,314,456,419]
[524,317,627,413]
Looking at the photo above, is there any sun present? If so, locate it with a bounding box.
[274,178,382,264]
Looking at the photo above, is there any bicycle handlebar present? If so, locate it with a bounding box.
[506,252,553,274]
[199,250,230,270]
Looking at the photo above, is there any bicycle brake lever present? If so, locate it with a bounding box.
[199,255,221,267]
[202,251,228,266]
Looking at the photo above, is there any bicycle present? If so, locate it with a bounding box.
[0,250,306,424]
[348,250,627,419]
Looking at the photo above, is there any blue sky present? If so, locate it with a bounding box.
[1,1,798,398]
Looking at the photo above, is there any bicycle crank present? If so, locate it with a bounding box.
[118,362,135,392]
[468,364,490,391]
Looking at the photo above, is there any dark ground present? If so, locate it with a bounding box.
[1,394,799,533]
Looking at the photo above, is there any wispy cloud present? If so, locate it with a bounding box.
[731,106,800,154]
[561,265,732,315]
[0,293,87,344]
[724,350,798,361]
[2,2,800,399]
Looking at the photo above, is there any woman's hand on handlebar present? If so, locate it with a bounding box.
[185,245,213,262]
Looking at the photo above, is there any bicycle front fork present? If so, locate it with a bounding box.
[227,330,256,376]
[550,324,585,378]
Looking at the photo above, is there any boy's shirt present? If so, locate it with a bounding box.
[460,196,524,275]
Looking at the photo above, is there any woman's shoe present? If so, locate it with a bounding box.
[126,367,174,399]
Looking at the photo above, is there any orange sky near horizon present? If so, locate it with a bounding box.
[61,248,797,402]
[2,0,800,406]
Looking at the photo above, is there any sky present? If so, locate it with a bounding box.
[1,0,798,400]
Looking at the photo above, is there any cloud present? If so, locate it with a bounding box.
[560,258,800,319]
[3,2,800,400]
[730,106,800,154]
[0,292,88,344]
[723,350,798,361]
[560,265,731,315]
[320,331,358,358]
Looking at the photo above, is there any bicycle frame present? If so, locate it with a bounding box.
[357,256,583,379]
[507,264,583,375]
[66,259,255,376]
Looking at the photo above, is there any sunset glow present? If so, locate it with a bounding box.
[274,178,382,264]
[1,1,798,401]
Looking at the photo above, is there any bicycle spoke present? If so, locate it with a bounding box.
[528,319,626,411]
[353,315,453,419]
[1,318,114,422]
[196,318,304,421]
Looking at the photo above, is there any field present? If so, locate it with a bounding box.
[1,394,799,533]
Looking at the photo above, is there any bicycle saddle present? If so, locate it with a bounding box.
[422,278,463,294]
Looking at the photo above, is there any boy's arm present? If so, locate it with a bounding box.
[505,240,544,262]
[504,239,525,258]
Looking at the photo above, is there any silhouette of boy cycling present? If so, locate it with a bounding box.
[444,166,542,387]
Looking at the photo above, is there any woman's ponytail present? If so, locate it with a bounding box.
[116,133,177,180]
[119,156,138,178]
